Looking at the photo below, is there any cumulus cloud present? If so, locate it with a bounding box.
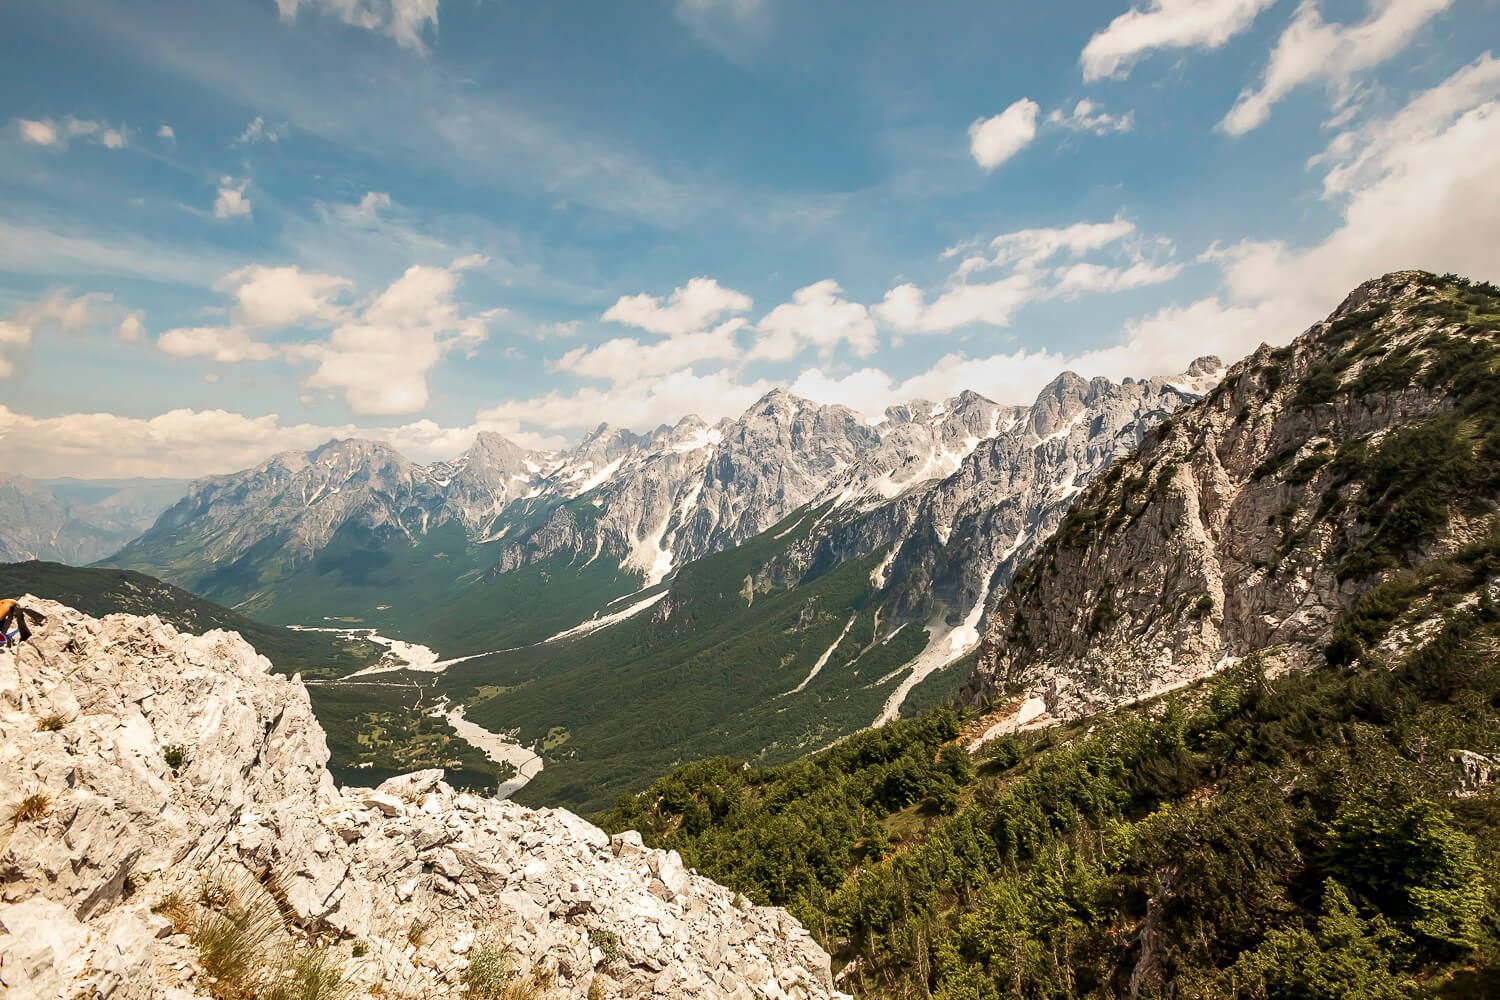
[1046,99,1135,135]
[294,256,495,415]
[214,177,252,219]
[968,99,1040,171]
[274,0,440,52]
[1220,0,1454,136]
[555,320,745,382]
[157,124,175,140]
[602,276,752,336]
[477,368,775,437]
[157,326,279,363]
[748,281,877,362]
[1115,51,1500,379]
[14,116,129,150]
[150,257,494,417]
[215,265,352,328]
[877,218,1179,334]
[1081,0,1276,81]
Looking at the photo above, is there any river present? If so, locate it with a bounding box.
[293,622,545,798]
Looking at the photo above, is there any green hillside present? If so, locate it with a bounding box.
[107,512,641,658]
[394,505,962,812]
[0,561,380,678]
[602,532,1500,997]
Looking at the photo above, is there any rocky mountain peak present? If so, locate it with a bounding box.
[0,599,843,998]
[965,270,1500,729]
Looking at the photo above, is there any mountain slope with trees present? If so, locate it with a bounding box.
[601,271,1500,998]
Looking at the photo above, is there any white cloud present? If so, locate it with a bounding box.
[158,326,280,363]
[956,218,1139,276]
[157,124,175,140]
[236,115,285,144]
[555,319,745,382]
[1119,52,1500,377]
[748,280,877,362]
[148,257,494,417]
[602,277,752,335]
[14,116,129,150]
[1046,99,1135,135]
[1221,0,1454,135]
[1053,259,1184,295]
[214,265,352,327]
[477,368,774,437]
[0,291,143,376]
[117,312,146,343]
[294,256,494,415]
[0,403,509,479]
[968,99,1039,171]
[879,218,1179,334]
[275,0,440,52]
[17,118,59,146]
[214,177,252,219]
[1082,0,1276,81]
[349,191,392,223]
[875,274,1038,334]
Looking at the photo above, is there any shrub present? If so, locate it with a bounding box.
[588,928,621,965]
[463,942,554,1000]
[463,942,513,999]
[37,713,65,732]
[164,745,186,770]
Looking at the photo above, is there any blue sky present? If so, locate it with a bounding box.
[2,0,1498,477]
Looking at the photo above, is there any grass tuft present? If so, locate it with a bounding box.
[37,712,66,732]
[9,792,50,826]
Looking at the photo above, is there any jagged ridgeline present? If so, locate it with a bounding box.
[601,271,1500,998]
[968,269,1500,723]
[96,357,1219,812]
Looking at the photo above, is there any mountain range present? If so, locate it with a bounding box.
[0,474,186,564]
[4,270,1497,997]
[81,356,1220,809]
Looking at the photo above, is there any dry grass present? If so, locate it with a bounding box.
[262,946,352,1000]
[191,872,353,1000]
[9,792,49,826]
[151,890,197,935]
[192,877,282,997]
[36,712,66,732]
[404,917,431,950]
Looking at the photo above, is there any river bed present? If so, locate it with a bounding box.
[293,622,545,798]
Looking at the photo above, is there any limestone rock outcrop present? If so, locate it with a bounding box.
[965,270,1500,724]
[0,599,842,999]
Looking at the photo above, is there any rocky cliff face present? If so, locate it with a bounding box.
[0,600,841,999]
[965,271,1500,725]
[756,360,1223,630]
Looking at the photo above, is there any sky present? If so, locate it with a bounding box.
[2,0,1498,478]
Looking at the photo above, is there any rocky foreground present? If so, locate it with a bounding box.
[0,599,842,999]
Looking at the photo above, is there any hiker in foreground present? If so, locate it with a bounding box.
[0,598,46,647]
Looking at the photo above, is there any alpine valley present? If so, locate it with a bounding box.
[83,347,1224,809]
[5,272,1500,998]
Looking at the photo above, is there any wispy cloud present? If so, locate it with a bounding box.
[1081,0,1276,81]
